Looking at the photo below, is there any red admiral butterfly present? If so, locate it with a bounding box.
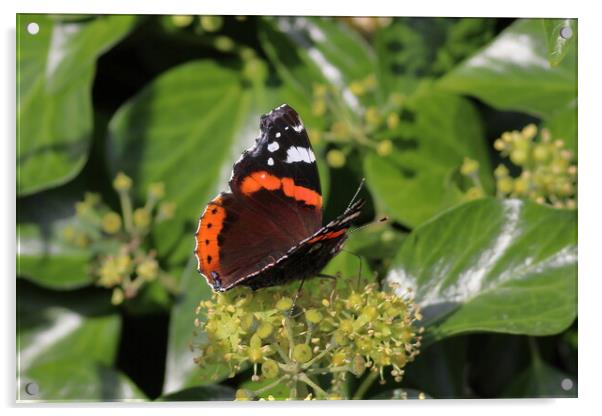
[194,104,364,292]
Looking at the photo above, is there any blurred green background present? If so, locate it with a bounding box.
[16,15,577,401]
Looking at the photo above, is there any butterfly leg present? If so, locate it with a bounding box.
[289,276,307,317]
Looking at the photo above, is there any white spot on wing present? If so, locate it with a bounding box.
[286,146,316,164]
[275,132,281,138]
[267,141,280,152]
[268,157,274,166]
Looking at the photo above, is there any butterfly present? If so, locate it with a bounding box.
[194,104,364,292]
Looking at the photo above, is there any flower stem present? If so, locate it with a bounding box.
[118,190,134,233]
[253,375,288,396]
[298,373,328,399]
[352,371,378,400]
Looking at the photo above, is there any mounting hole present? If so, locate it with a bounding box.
[561,378,574,391]
[26,22,40,35]
[560,26,573,40]
[25,382,39,396]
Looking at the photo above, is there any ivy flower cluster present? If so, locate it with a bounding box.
[310,77,405,170]
[460,124,577,209]
[193,281,422,400]
[63,172,177,304]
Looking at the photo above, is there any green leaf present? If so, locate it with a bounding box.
[438,19,577,119]
[387,198,577,343]
[17,181,94,289]
[17,14,136,196]
[259,16,376,110]
[17,282,126,400]
[402,336,467,398]
[545,106,577,153]
[19,359,146,402]
[365,92,492,228]
[374,18,495,97]
[158,385,235,401]
[163,258,224,394]
[542,19,577,67]
[503,358,577,398]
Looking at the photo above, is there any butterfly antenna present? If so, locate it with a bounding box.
[349,216,388,234]
[346,178,366,211]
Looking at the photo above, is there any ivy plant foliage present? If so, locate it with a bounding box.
[17,281,145,401]
[15,14,578,401]
[437,18,577,152]
[387,198,577,345]
[17,14,137,196]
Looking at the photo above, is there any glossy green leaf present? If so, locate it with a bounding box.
[374,18,495,98]
[17,14,136,196]
[158,385,235,401]
[163,258,223,394]
[19,359,146,402]
[17,181,94,289]
[542,19,577,67]
[402,336,467,399]
[17,282,126,401]
[438,19,577,119]
[365,92,492,228]
[503,358,577,398]
[545,106,577,153]
[387,198,577,343]
[259,16,376,111]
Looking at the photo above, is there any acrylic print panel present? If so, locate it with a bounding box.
[16,14,577,402]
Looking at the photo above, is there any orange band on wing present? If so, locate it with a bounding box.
[240,171,322,208]
[195,196,225,278]
[307,228,346,244]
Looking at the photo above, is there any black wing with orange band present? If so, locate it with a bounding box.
[195,104,325,291]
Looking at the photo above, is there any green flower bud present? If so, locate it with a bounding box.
[386,112,400,129]
[256,322,273,338]
[326,149,346,168]
[494,164,509,178]
[276,297,293,311]
[133,208,151,229]
[510,148,528,165]
[214,35,235,52]
[312,99,327,117]
[171,15,194,27]
[331,351,348,366]
[532,144,550,163]
[497,177,514,194]
[460,157,479,176]
[235,389,254,401]
[330,121,349,140]
[339,319,354,334]
[102,212,122,234]
[292,344,312,363]
[136,258,159,282]
[364,107,380,126]
[240,314,254,331]
[111,288,124,305]
[200,15,223,32]
[376,139,393,157]
[346,292,363,310]
[351,354,366,377]
[248,346,263,363]
[261,359,279,379]
[148,182,165,200]
[113,172,132,192]
[305,309,323,324]
[349,80,366,96]
[465,186,484,200]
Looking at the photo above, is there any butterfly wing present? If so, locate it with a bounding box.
[195,104,324,291]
